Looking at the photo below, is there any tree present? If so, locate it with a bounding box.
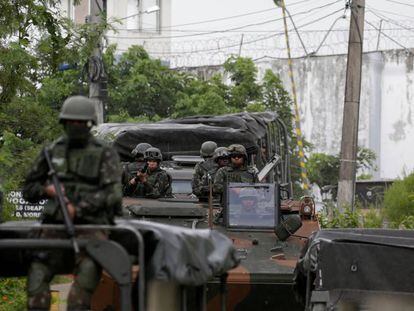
[223,56,262,110]
[307,147,377,189]
[105,45,184,119]
[173,74,230,117]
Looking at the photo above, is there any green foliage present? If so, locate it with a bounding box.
[383,173,414,224]
[362,208,384,228]
[262,70,294,133]
[174,75,230,117]
[398,215,414,229]
[319,204,384,229]
[0,131,42,221]
[0,278,26,310]
[307,147,377,189]
[107,109,159,123]
[224,56,262,109]
[307,153,340,187]
[322,207,360,228]
[0,98,60,143]
[105,45,184,118]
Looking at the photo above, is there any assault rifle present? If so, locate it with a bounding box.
[43,148,79,254]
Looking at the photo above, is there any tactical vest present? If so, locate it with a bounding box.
[225,165,257,184]
[199,160,219,187]
[42,137,108,222]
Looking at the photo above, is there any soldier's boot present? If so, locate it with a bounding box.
[27,262,53,310]
[67,256,101,311]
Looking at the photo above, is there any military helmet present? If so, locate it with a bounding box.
[131,143,152,158]
[213,147,230,162]
[144,147,163,161]
[200,141,217,157]
[59,95,97,124]
[228,144,247,158]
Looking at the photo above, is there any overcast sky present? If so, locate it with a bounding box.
[167,0,414,58]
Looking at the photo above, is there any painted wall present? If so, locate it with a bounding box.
[185,50,414,179]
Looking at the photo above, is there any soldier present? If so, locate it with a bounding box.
[213,144,258,203]
[124,147,172,198]
[22,95,123,311]
[122,142,152,186]
[192,141,218,201]
[213,146,230,169]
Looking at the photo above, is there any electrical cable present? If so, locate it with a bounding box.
[127,8,346,55]
[384,0,414,8]
[116,0,327,27]
[313,15,345,54]
[367,8,414,35]
[108,0,344,40]
[285,7,309,55]
[365,6,414,21]
[365,19,410,52]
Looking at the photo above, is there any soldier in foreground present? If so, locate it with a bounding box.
[191,141,218,201]
[122,142,152,185]
[213,144,258,204]
[124,147,172,198]
[22,96,123,310]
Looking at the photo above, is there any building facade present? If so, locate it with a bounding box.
[58,0,171,57]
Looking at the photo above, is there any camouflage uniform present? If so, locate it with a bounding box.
[23,136,122,224]
[213,164,258,195]
[123,166,172,198]
[123,147,172,199]
[122,143,152,186]
[191,141,218,200]
[122,161,146,186]
[22,96,123,311]
[191,158,218,199]
[213,144,258,205]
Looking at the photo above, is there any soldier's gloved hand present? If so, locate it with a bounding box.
[44,183,65,198]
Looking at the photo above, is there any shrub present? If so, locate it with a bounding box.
[0,278,26,310]
[383,173,414,224]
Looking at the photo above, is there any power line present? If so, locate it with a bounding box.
[365,19,410,52]
[128,7,346,55]
[108,0,343,40]
[116,0,324,27]
[313,15,346,54]
[384,0,414,8]
[367,8,414,35]
[366,6,414,21]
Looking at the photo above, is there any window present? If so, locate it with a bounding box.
[126,0,160,32]
[141,0,160,32]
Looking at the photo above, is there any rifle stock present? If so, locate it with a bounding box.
[43,148,79,254]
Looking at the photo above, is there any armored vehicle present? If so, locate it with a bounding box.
[0,219,238,310]
[295,229,414,311]
[96,111,320,310]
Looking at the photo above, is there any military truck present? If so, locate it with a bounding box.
[95,111,320,310]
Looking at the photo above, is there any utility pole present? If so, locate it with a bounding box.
[275,0,310,193]
[337,0,365,210]
[88,0,107,124]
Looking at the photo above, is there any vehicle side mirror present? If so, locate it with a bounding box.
[274,215,302,241]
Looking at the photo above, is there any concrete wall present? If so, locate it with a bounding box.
[185,50,414,179]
